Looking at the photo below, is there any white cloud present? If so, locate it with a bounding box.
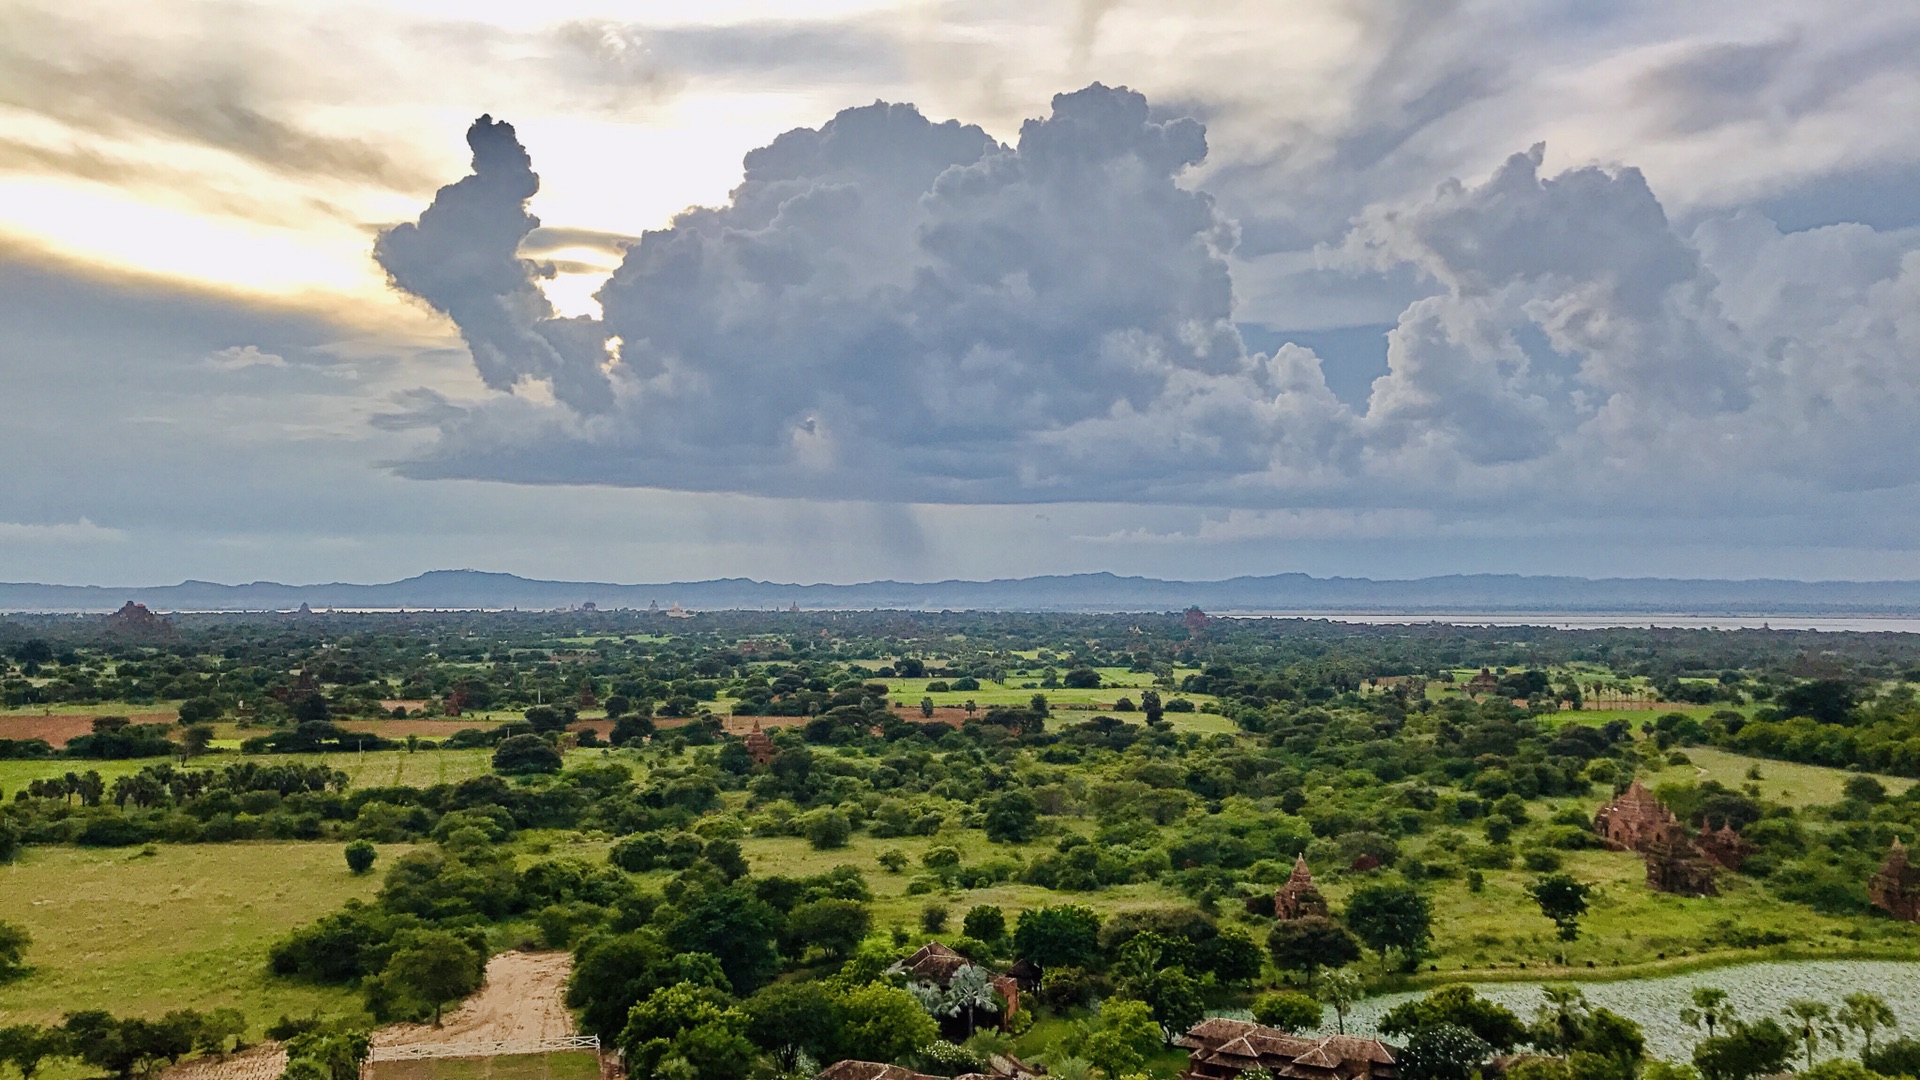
[0,518,127,544]
[203,344,287,370]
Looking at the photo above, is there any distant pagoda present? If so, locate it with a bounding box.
[1274,855,1330,920]
[1870,839,1920,922]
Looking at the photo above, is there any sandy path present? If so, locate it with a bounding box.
[371,950,575,1048]
[160,1043,288,1080]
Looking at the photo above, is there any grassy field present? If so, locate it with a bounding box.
[1651,745,1916,806]
[0,842,400,1031]
[0,746,618,794]
[371,1053,601,1080]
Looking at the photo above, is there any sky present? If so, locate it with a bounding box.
[4,0,1920,586]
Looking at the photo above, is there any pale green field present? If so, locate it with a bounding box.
[1651,745,1915,807]
[0,746,616,793]
[0,842,396,1030]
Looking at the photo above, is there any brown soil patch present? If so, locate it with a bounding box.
[651,714,807,735]
[371,951,575,1049]
[889,706,976,727]
[160,1043,287,1080]
[0,710,175,748]
[339,719,505,738]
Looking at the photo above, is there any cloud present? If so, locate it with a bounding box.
[0,519,127,544]
[373,85,1920,525]
[204,345,286,370]
[374,115,613,413]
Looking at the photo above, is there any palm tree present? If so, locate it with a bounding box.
[1838,993,1897,1057]
[1782,999,1842,1071]
[1681,987,1736,1039]
[944,965,1003,1039]
[1319,970,1362,1035]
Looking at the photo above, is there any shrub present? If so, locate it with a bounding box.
[1252,991,1322,1033]
[921,903,949,933]
[492,734,562,774]
[805,810,852,850]
[345,840,377,875]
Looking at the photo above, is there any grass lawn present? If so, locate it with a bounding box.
[1650,745,1915,806]
[0,841,401,1031]
[371,1053,602,1080]
[0,747,618,794]
[736,832,1187,929]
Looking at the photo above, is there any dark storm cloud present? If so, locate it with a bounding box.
[375,85,1920,519]
[374,116,614,413]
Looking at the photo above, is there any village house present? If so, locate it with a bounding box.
[1176,1018,1398,1080]
[887,942,1022,1025]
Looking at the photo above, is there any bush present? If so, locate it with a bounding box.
[492,734,562,774]
[805,810,852,850]
[345,840,377,875]
[921,902,949,933]
[1252,990,1323,1033]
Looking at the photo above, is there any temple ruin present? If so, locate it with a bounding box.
[1274,855,1331,920]
[1870,839,1920,922]
[1594,780,1745,897]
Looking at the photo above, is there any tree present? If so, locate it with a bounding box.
[963,905,1007,943]
[1266,915,1361,986]
[805,810,852,850]
[1527,874,1593,941]
[784,898,872,961]
[566,929,681,1041]
[1693,1020,1795,1080]
[1681,988,1736,1040]
[921,697,936,718]
[665,886,781,994]
[745,981,841,1072]
[1380,985,1528,1053]
[0,1025,69,1080]
[180,723,216,759]
[282,1031,369,1080]
[1198,925,1265,986]
[1140,690,1164,726]
[1319,970,1363,1036]
[1864,1038,1920,1078]
[1252,991,1323,1033]
[837,982,939,1064]
[376,930,486,1025]
[1069,999,1163,1079]
[1344,883,1433,969]
[982,790,1040,844]
[1400,1023,1495,1080]
[1837,992,1897,1057]
[1063,669,1101,689]
[1135,965,1204,1044]
[0,922,29,980]
[1782,1000,1843,1072]
[344,840,378,875]
[620,982,755,1080]
[944,965,1005,1039]
[1013,905,1103,971]
[491,734,562,774]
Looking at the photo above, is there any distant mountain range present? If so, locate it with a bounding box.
[8,569,1920,615]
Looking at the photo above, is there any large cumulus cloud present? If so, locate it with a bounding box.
[377,86,1920,513]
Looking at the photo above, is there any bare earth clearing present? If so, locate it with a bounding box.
[372,951,575,1049]
[159,952,575,1080]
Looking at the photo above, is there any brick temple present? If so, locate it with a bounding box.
[1274,856,1331,920]
[1594,780,1747,897]
[1870,839,1920,922]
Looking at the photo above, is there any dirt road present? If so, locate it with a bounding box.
[371,950,575,1048]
